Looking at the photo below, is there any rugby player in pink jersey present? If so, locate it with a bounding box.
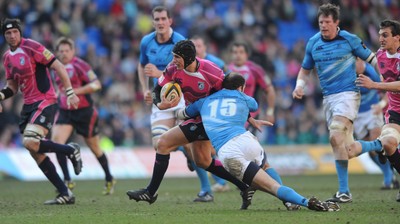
[0,18,82,205]
[51,37,116,195]
[356,19,400,201]
[127,40,257,209]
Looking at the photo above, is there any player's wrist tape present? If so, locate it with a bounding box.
[295,79,306,89]
[266,108,274,116]
[0,87,14,101]
[378,100,387,109]
[65,87,75,97]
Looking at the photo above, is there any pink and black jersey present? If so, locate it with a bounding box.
[159,58,224,105]
[228,60,271,117]
[53,57,98,110]
[2,38,57,104]
[227,61,270,97]
[377,48,400,115]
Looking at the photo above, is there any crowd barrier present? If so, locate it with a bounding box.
[0,145,380,181]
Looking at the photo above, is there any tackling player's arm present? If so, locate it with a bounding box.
[51,59,79,109]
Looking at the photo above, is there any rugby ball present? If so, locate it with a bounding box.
[161,82,182,101]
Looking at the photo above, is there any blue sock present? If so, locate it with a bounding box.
[39,156,68,195]
[212,174,226,185]
[370,153,393,186]
[277,186,308,207]
[335,160,349,193]
[266,168,283,185]
[359,139,382,154]
[56,153,70,181]
[192,160,212,195]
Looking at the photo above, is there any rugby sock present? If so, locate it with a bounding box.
[191,160,212,194]
[277,186,308,207]
[56,153,71,181]
[147,153,170,196]
[38,140,74,155]
[359,139,382,154]
[369,153,393,186]
[211,155,227,186]
[39,156,68,195]
[97,153,113,182]
[206,159,248,191]
[387,149,400,174]
[265,168,283,185]
[335,160,349,193]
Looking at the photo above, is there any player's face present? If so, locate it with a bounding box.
[172,53,185,70]
[152,10,172,35]
[4,28,21,49]
[57,43,75,64]
[378,27,400,53]
[318,15,339,40]
[192,39,206,58]
[231,46,248,66]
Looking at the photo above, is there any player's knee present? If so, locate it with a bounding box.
[194,157,210,168]
[242,162,260,186]
[224,158,243,180]
[329,120,347,145]
[380,127,400,151]
[22,125,44,152]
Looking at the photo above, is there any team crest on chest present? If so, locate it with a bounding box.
[198,82,205,90]
[19,56,25,65]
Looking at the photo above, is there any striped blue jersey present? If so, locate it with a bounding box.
[139,30,185,85]
[302,30,372,96]
[185,89,258,151]
[359,63,381,112]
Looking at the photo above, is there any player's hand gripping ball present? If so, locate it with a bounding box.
[161,82,182,102]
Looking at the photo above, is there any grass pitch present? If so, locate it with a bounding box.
[0,174,399,224]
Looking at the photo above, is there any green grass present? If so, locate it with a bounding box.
[0,174,399,224]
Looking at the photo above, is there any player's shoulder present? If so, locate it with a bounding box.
[171,31,185,43]
[141,32,157,45]
[20,38,44,49]
[337,30,359,41]
[72,56,90,67]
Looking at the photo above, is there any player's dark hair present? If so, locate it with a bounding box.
[231,41,251,55]
[223,72,245,90]
[380,19,400,36]
[1,18,22,36]
[173,40,196,68]
[152,6,171,19]
[318,3,340,22]
[55,37,75,51]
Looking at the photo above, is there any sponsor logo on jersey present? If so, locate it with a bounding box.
[40,115,46,123]
[198,82,204,90]
[397,62,400,71]
[19,56,25,65]
[42,49,52,60]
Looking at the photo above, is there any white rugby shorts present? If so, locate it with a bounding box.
[218,131,265,181]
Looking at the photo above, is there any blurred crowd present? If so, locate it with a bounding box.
[0,0,399,149]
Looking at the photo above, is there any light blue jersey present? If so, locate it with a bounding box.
[302,30,373,96]
[359,63,381,112]
[205,54,225,71]
[185,89,258,151]
[139,31,185,85]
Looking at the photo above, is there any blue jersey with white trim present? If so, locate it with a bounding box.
[359,63,381,112]
[139,30,185,86]
[302,30,372,96]
[185,89,258,151]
